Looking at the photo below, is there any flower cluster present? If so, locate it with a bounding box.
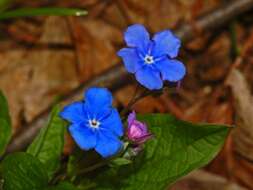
[60,87,123,158]
[118,24,186,90]
[60,24,185,158]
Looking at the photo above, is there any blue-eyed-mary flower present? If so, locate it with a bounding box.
[127,111,153,144]
[117,24,186,90]
[59,87,123,158]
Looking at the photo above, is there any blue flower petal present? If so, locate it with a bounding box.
[95,130,123,158]
[152,30,181,58]
[84,88,114,121]
[135,66,163,90]
[60,102,86,123]
[156,58,186,82]
[101,108,123,137]
[83,103,112,123]
[117,48,143,73]
[124,24,150,53]
[85,87,113,107]
[69,124,97,150]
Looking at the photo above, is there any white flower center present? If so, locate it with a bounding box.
[144,55,154,64]
[89,119,100,129]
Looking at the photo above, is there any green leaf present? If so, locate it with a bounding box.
[0,91,11,156]
[27,105,66,179]
[94,114,231,190]
[56,182,79,190]
[0,90,11,124]
[77,178,97,190]
[0,119,11,156]
[0,7,87,20]
[1,152,48,190]
[129,114,230,189]
[45,182,79,190]
[109,158,132,167]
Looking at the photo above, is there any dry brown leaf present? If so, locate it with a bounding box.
[171,170,248,190]
[226,69,253,161]
[0,17,78,130]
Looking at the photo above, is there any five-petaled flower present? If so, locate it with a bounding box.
[60,87,123,158]
[127,111,153,144]
[118,24,186,90]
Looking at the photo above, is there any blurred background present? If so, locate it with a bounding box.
[1,0,253,189]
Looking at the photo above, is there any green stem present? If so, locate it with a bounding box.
[120,86,178,119]
[49,162,68,185]
[229,20,240,60]
[120,86,147,118]
[0,7,87,20]
[75,152,124,177]
[76,160,109,176]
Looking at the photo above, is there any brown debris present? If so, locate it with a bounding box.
[226,69,253,161]
[171,170,248,190]
[2,0,253,189]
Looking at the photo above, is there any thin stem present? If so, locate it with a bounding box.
[76,160,109,176]
[121,86,168,118]
[49,162,68,185]
[120,84,141,117]
[229,20,240,60]
[75,152,125,177]
[50,173,67,185]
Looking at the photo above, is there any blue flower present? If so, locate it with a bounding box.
[117,24,186,90]
[59,87,123,158]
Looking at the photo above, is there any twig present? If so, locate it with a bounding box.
[6,0,253,153]
[176,0,253,43]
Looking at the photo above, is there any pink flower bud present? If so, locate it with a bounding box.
[127,111,153,144]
